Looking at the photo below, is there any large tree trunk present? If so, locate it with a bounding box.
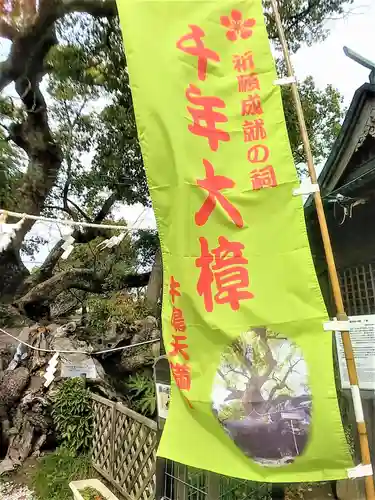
[14,268,104,315]
[0,0,117,300]
[0,248,29,301]
[146,248,162,312]
[13,267,151,322]
[0,11,61,297]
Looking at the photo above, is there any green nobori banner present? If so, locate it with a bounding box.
[117,0,352,482]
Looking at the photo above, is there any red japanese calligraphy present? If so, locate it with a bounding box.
[241,94,263,116]
[250,166,278,190]
[186,84,230,152]
[171,306,186,332]
[169,276,181,304]
[195,159,244,228]
[196,237,214,312]
[196,236,254,312]
[248,144,270,164]
[171,363,191,391]
[237,74,260,93]
[169,335,190,360]
[243,119,267,142]
[233,52,255,72]
[176,25,220,81]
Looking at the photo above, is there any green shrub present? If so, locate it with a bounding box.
[86,293,151,337]
[52,378,93,455]
[127,373,156,417]
[31,448,95,500]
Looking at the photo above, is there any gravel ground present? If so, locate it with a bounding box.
[0,482,36,500]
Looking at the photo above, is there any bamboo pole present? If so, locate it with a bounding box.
[269,1,375,498]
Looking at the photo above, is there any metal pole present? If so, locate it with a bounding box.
[269,1,375,498]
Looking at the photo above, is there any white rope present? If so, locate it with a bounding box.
[0,209,144,231]
[0,326,160,355]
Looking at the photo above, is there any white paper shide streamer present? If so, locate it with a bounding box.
[0,214,25,252]
[61,226,76,260]
[97,232,126,251]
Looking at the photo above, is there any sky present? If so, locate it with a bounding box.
[293,0,375,107]
[1,0,375,266]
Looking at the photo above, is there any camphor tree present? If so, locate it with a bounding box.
[213,327,311,465]
[215,328,308,419]
[0,0,350,315]
[0,0,353,468]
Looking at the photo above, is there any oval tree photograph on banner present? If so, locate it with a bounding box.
[212,328,312,467]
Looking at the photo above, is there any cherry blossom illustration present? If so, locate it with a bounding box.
[220,10,256,41]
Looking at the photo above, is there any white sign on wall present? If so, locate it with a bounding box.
[156,383,170,419]
[335,315,375,391]
[61,361,97,379]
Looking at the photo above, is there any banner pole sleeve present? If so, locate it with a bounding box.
[269,0,375,497]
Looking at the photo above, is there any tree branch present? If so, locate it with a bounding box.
[284,0,320,34]
[94,192,117,222]
[267,359,301,404]
[67,199,91,221]
[226,367,251,382]
[14,268,103,313]
[14,268,151,319]
[232,338,256,377]
[74,191,118,243]
[61,97,89,221]
[118,272,151,289]
[63,166,74,218]
[253,327,278,382]
[17,189,122,297]
[146,248,162,311]
[43,203,89,223]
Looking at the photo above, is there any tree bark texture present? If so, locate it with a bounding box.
[0,0,117,299]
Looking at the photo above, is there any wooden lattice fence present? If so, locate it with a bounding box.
[91,394,158,500]
[339,263,375,315]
